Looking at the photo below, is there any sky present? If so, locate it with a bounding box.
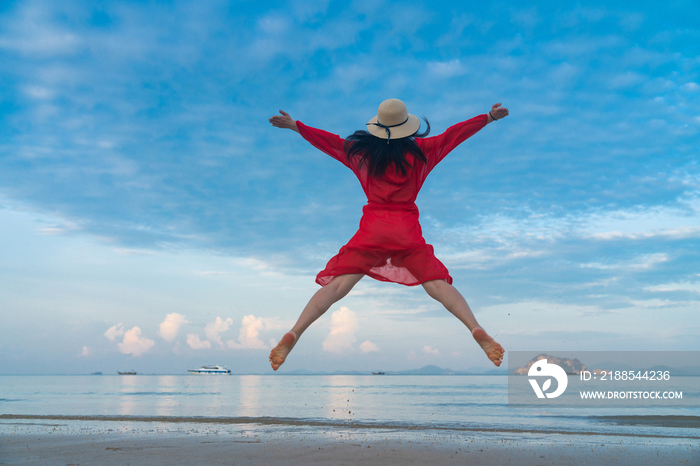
[1,0,699,375]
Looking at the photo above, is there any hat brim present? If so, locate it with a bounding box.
[366,114,421,140]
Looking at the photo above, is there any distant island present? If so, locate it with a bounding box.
[512,354,587,375]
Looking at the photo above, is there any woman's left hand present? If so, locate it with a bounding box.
[488,103,509,122]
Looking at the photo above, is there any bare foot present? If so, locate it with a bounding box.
[269,331,297,371]
[472,327,504,367]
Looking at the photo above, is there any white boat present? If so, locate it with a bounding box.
[188,365,231,375]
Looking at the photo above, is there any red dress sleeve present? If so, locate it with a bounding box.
[416,114,488,174]
[297,121,351,169]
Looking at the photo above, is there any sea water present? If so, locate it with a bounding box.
[1,375,698,440]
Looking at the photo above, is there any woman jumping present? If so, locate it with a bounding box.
[268,99,509,370]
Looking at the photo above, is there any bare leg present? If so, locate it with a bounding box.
[422,279,504,366]
[269,274,364,371]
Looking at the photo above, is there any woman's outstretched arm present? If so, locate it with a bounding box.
[486,103,509,124]
[269,110,300,133]
[270,111,350,168]
[416,102,509,174]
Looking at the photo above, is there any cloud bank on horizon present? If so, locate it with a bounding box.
[0,0,698,374]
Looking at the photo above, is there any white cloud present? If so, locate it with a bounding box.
[0,4,81,57]
[587,227,700,241]
[436,198,700,270]
[36,227,68,235]
[645,281,700,294]
[579,253,669,271]
[359,340,379,353]
[79,346,91,357]
[322,306,359,353]
[581,201,700,241]
[427,59,467,78]
[628,299,675,308]
[113,248,156,255]
[205,317,233,347]
[231,257,280,276]
[22,85,54,100]
[422,345,439,355]
[227,315,268,349]
[117,327,155,357]
[104,324,125,341]
[680,82,699,92]
[34,219,80,236]
[186,334,212,350]
[158,313,189,341]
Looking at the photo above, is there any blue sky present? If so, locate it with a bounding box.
[1,0,699,374]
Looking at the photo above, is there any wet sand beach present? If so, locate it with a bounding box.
[2,421,697,465]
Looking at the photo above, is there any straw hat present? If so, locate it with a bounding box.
[367,98,420,141]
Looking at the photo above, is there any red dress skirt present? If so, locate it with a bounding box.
[296,114,487,287]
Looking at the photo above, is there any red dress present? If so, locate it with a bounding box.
[297,114,488,287]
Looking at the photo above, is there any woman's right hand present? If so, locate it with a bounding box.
[269,110,300,133]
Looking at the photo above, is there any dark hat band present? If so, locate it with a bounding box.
[367,116,409,143]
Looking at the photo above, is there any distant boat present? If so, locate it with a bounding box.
[372,371,385,375]
[188,365,231,375]
[117,371,137,375]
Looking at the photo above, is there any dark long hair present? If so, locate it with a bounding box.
[344,117,431,177]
